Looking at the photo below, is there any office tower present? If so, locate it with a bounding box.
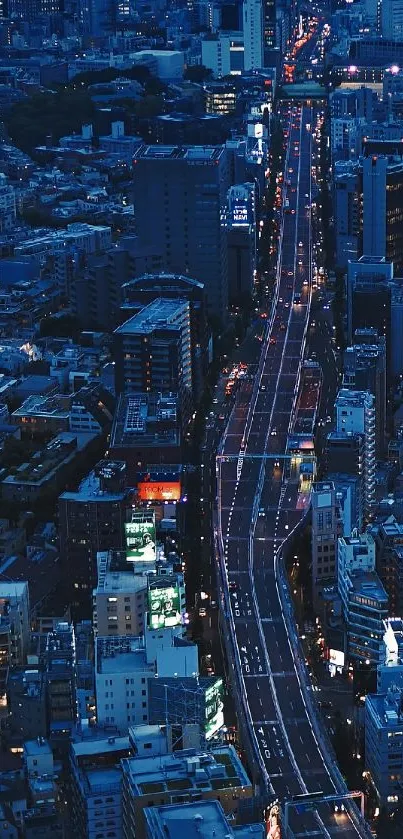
[133,146,230,324]
[381,0,403,38]
[333,160,361,268]
[0,581,30,695]
[59,461,128,618]
[311,482,338,606]
[365,685,403,813]
[337,533,388,667]
[226,182,257,302]
[343,329,387,456]
[114,299,192,429]
[347,256,394,354]
[70,732,132,839]
[363,156,403,270]
[121,272,210,405]
[243,0,263,71]
[121,745,253,839]
[335,389,376,515]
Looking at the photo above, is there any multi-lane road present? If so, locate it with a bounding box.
[216,103,369,837]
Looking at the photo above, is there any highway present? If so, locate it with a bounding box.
[216,103,370,837]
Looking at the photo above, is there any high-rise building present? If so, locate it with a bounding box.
[338,539,388,668]
[243,0,264,70]
[58,461,128,617]
[335,389,376,515]
[365,685,403,813]
[113,298,192,428]
[381,0,403,39]
[363,156,403,270]
[347,257,394,367]
[333,160,361,268]
[121,272,210,404]
[343,329,387,456]
[311,482,338,606]
[226,182,257,302]
[133,145,230,324]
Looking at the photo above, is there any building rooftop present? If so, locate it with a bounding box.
[144,800,264,839]
[24,738,52,757]
[96,636,154,676]
[121,745,251,797]
[110,393,180,451]
[59,469,126,503]
[349,570,388,603]
[134,145,225,162]
[114,298,188,335]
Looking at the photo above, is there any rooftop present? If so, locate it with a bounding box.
[349,570,388,603]
[134,145,225,162]
[59,469,126,503]
[96,635,154,676]
[144,800,263,839]
[121,745,251,796]
[72,734,130,758]
[114,298,188,335]
[110,393,180,451]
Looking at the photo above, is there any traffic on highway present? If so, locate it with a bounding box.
[215,102,371,838]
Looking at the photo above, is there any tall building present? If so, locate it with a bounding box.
[381,0,403,39]
[333,160,361,268]
[337,533,388,667]
[343,329,387,456]
[311,482,338,606]
[133,145,230,324]
[243,0,264,71]
[121,272,210,404]
[335,389,376,515]
[347,257,394,363]
[363,156,403,271]
[226,182,257,302]
[58,461,128,617]
[365,685,403,812]
[113,298,192,428]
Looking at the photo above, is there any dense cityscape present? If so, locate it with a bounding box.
[1,0,403,837]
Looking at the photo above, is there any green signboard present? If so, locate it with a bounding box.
[148,583,182,629]
[125,517,156,563]
[205,678,224,740]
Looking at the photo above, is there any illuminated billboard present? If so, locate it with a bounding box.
[264,803,282,839]
[125,514,155,563]
[138,481,181,502]
[329,649,345,669]
[205,678,224,740]
[148,582,181,629]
